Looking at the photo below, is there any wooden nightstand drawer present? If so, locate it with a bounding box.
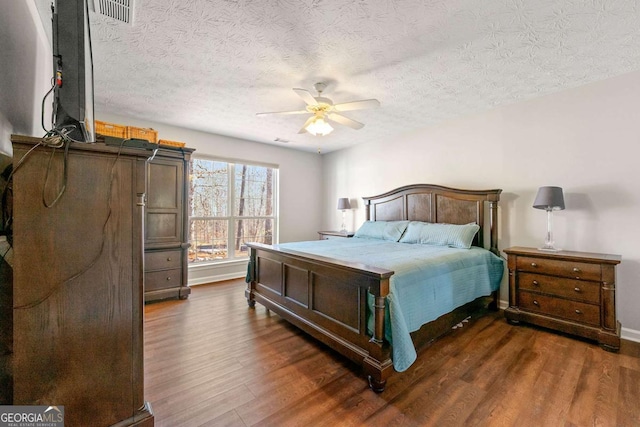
[516,256,601,281]
[518,291,600,327]
[518,272,600,304]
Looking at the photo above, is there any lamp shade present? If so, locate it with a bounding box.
[337,198,351,210]
[533,186,565,211]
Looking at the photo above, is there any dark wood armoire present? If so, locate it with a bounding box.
[3,135,154,426]
[144,146,194,303]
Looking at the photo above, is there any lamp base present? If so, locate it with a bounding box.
[538,246,561,252]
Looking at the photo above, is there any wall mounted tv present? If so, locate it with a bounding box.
[52,0,95,142]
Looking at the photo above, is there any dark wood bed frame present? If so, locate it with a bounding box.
[245,184,502,392]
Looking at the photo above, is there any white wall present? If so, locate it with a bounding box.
[322,70,640,341]
[99,113,324,284]
[0,0,53,152]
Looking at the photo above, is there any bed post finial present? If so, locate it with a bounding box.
[364,198,371,221]
[489,199,499,255]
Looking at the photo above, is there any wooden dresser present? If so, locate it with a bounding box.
[4,135,154,425]
[144,146,194,303]
[504,246,621,351]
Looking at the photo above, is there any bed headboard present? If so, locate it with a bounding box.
[363,184,502,254]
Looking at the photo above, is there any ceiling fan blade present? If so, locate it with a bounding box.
[327,113,364,130]
[293,88,318,106]
[298,115,316,134]
[333,98,380,112]
[256,110,308,116]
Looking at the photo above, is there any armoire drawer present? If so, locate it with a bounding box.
[145,268,182,291]
[145,250,182,271]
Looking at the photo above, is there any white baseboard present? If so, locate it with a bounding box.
[188,259,248,286]
[189,272,245,286]
[621,327,640,343]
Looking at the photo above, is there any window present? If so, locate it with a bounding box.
[189,158,277,263]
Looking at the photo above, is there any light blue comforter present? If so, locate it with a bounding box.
[278,238,504,371]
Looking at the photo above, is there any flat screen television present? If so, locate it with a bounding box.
[52,0,95,142]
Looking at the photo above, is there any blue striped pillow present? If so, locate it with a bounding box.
[399,221,480,249]
[353,220,409,242]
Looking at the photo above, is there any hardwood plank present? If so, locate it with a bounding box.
[156,384,254,427]
[248,372,370,426]
[618,339,640,371]
[514,333,586,426]
[617,366,640,426]
[143,279,640,427]
[242,348,351,396]
[566,346,620,427]
[451,328,558,426]
[203,410,248,427]
[415,329,536,426]
[427,380,486,426]
[359,314,510,426]
[145,356,245,403]
[380,309,505,400]
[235,354,355,425]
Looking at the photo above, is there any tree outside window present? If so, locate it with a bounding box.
[189,158,277,263]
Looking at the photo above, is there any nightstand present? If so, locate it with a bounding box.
[317,231,354,240]
[504,246,621,351]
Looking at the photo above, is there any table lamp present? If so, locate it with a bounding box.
[533,186,565,251]
[337,198,351,234]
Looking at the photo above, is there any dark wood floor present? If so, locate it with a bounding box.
[144,279,640,426]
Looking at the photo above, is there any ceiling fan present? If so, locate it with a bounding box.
[256,83,380,136]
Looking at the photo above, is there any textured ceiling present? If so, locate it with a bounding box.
[36,0,640,153]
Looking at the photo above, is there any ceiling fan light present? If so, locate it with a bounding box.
[306,117,333,136]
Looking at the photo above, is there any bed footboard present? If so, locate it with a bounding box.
[245,242,394,391]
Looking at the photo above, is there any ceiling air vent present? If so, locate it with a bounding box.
[93,0,133,25]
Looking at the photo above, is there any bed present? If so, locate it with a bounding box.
[245,184,503,392]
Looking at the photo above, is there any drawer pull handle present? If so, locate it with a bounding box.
[573,267,581,272]
[533,300,539,306]
[167,257,172,261]
[575,309,582,314]
[574,287,581,292]
[532,280,539,286]
[166,277,171,281]
[531,262,537,267]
